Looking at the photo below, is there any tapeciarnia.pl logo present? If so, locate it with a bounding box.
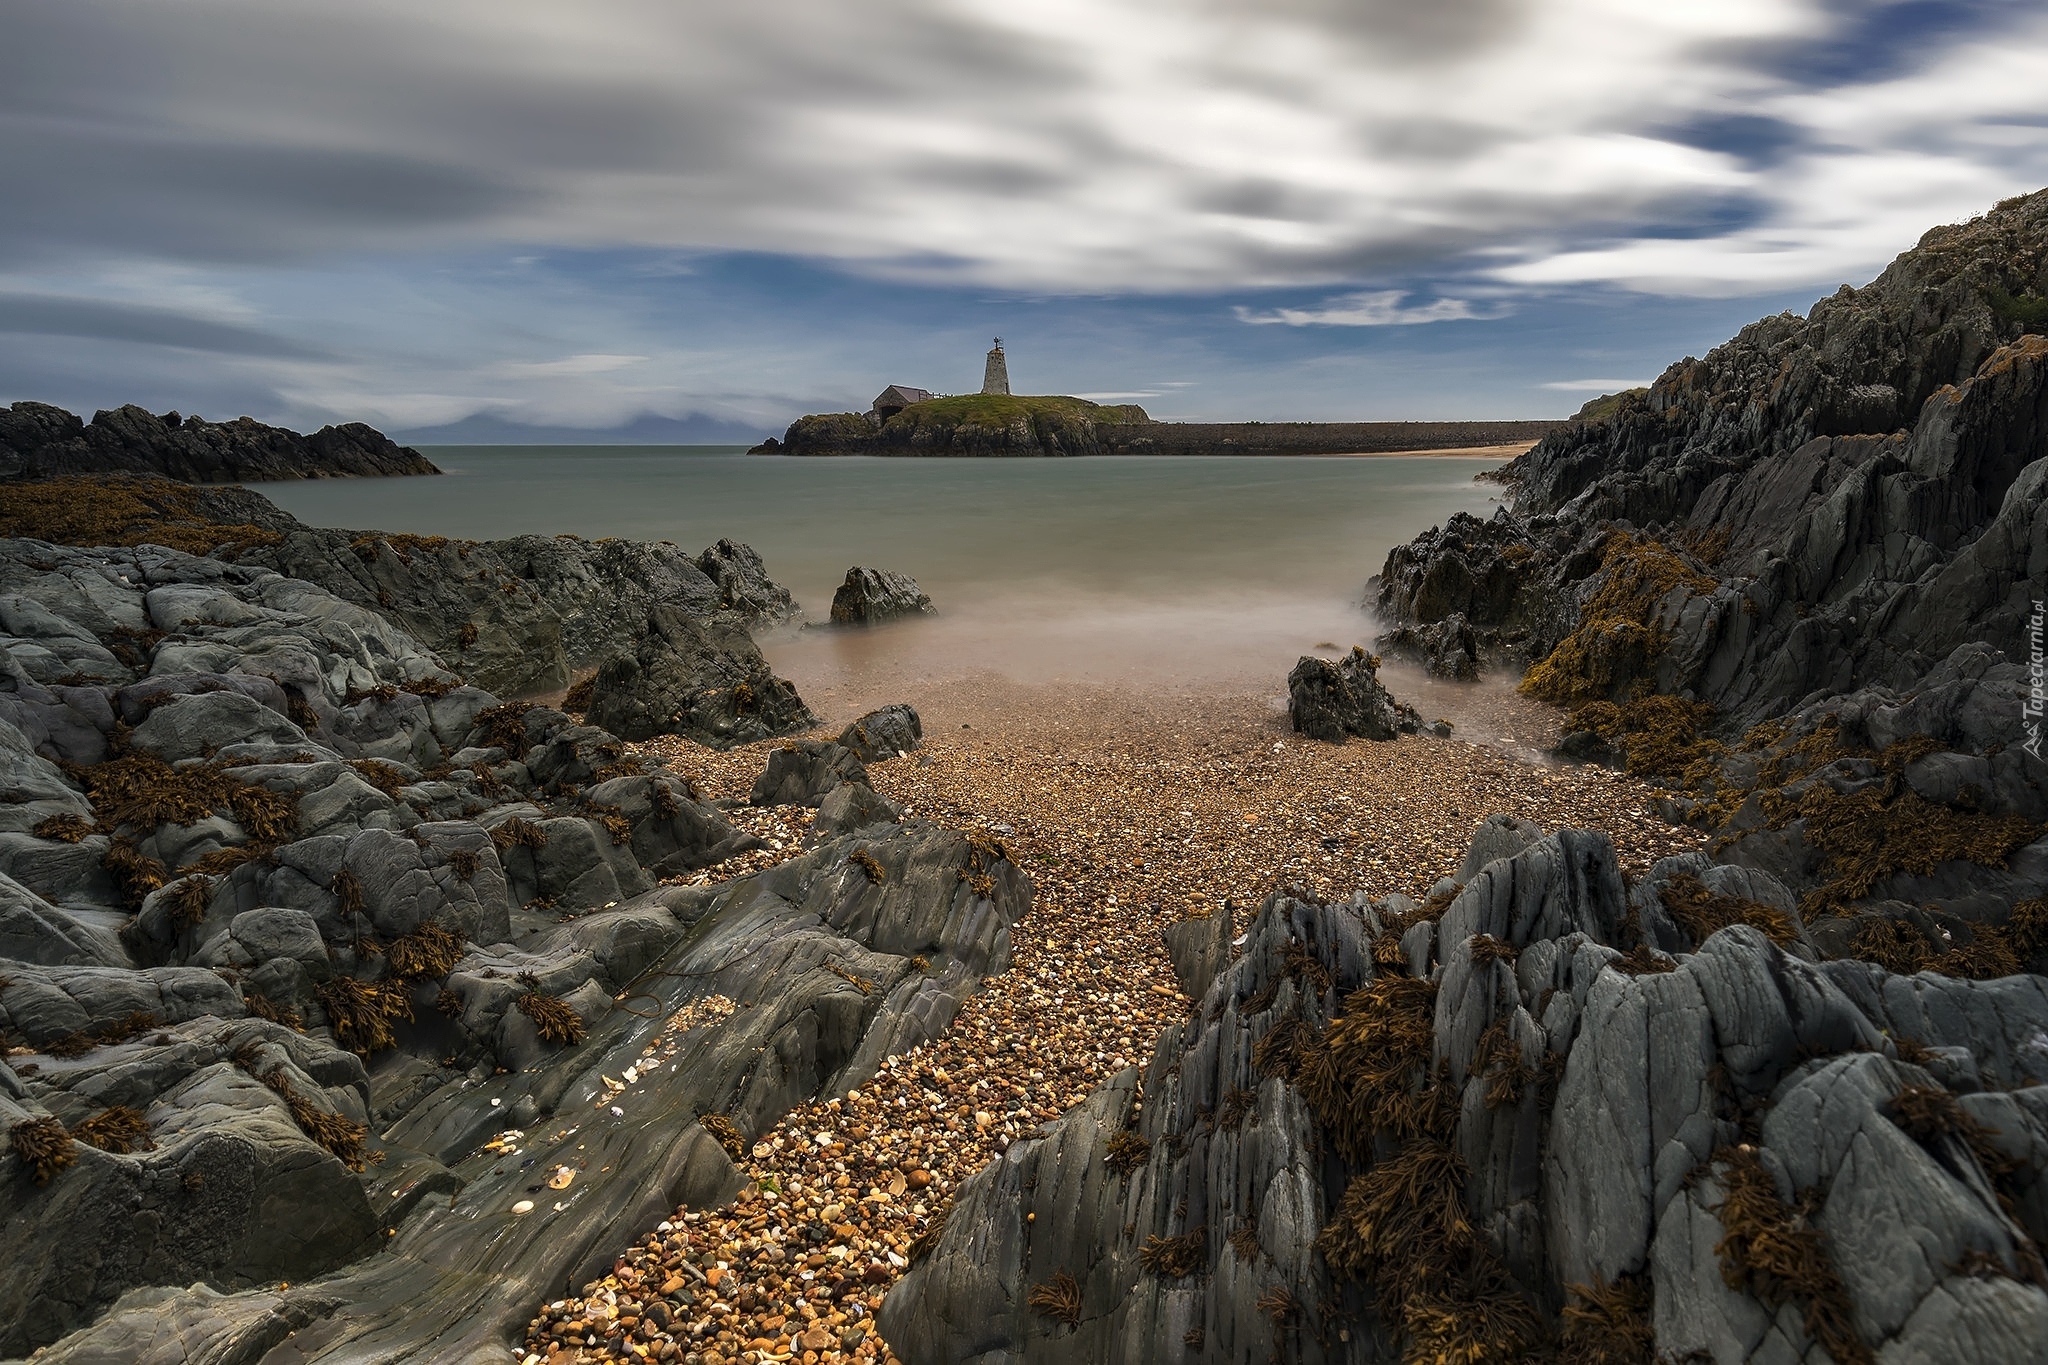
[2027,599,2045,761]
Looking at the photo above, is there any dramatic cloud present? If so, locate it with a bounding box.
[1235,291,1503,327]
[8,0,2042,293]
[0,292,329,359]
[0,0,2042,427]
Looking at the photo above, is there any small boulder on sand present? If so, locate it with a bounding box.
[1286,647,1420,743]
[838,704,923,761]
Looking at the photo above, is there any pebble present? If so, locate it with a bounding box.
[526,682,1698,1362]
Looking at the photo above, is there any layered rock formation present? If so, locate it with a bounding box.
[0,533,1029,1359]
[0,403,439,482]
[1372,187,2048,934]
[1,473,807,709]
[883,819,2048,1364]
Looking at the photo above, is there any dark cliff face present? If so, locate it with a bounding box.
[1508,190,2048,522]
[1372,186,2048,942]
[1374,185,2048,709]
[0,401,441,482]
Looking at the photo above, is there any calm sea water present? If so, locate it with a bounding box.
[256,446,1509,703]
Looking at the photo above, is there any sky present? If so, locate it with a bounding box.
[2,0,2046,442]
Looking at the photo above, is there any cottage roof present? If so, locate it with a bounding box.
[872,385,934,410]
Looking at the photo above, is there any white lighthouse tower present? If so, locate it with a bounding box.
[981,338,1010,396]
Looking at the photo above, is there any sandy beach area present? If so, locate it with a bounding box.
[524,676,1698,1364]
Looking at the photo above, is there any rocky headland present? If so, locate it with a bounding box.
[1371,187,2048,956]
[0,403,440,482]
[759,396,1555,459]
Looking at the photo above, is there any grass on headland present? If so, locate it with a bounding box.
[884,394,1150,429]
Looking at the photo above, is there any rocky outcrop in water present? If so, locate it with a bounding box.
[1,473,806,704]
[883,819,2048,1364]
[0,533,1029,1359]
[1371,187,2048,930]
[770,403,1555,459]
[0,403,439,482]
[775,398,1148,458]
[831,568,935,627]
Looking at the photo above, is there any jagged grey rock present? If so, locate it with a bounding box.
[584,605,813,748]
[12,817,1031,1360]
[810,781,905,841]
[0,1018,380,1354]
[882,889,1371,1364]
[829,567,935,626]
[1160,901,1232,1001]
[838,703,923,761]
[1286,648,1422,743]
[888,818,2048,1365]
[750,740,870,807]
[250,526,801,700]
[129,691,309,763]
[1369,189,2048,922]
[585,772,761,878]
[0,497,1045,1360]
[1376,610,1481,680]
[0,871,128,967]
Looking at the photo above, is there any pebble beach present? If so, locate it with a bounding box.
[522,679,1700,1364]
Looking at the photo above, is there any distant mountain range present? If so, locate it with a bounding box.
[392,411,776,445]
